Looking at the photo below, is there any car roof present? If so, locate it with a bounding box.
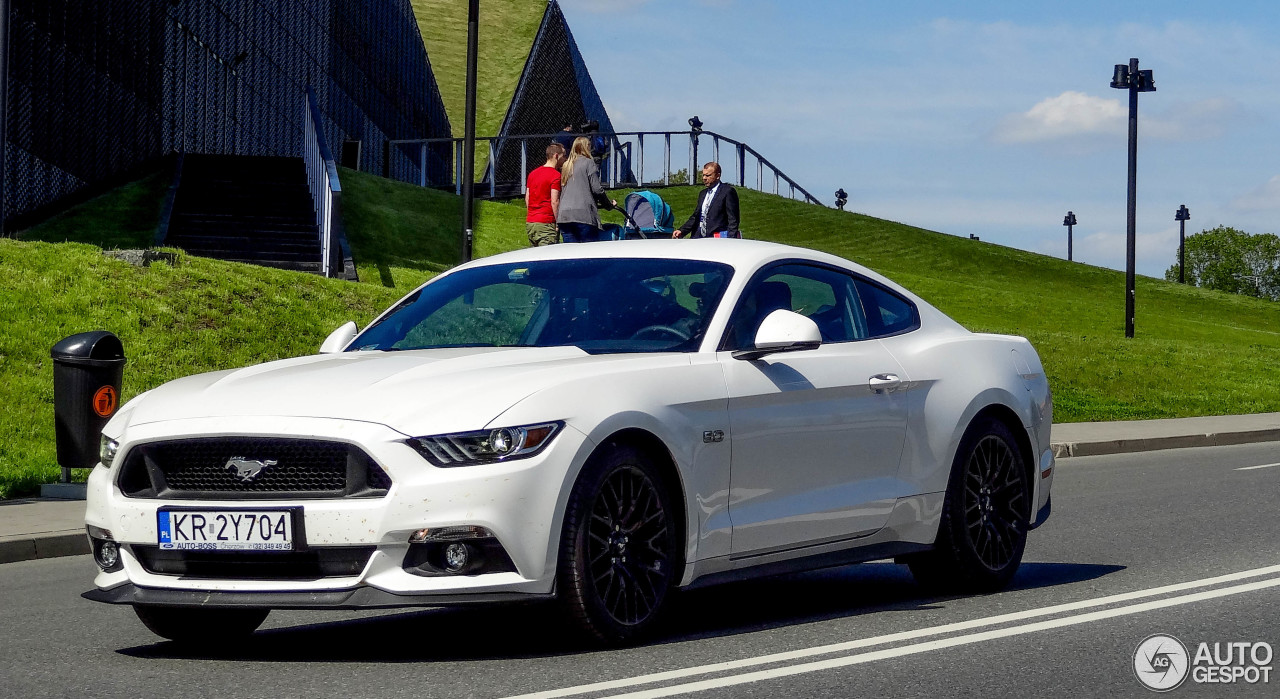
[459,239,875,278]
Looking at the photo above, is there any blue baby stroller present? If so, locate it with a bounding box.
[601,191,675,240]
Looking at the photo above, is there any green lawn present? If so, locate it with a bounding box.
[411,0,545,170]
[4,170,1280,497]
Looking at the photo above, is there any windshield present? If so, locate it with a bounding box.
[350,258,734,354]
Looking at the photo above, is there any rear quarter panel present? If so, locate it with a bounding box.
[878,329,1051,509]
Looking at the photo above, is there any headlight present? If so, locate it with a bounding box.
[407,421,563,467]
[99,436,120,467]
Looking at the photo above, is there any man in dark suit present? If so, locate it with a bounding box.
[673,162,740,238]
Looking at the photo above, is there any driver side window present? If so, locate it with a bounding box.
[722,264,862,350]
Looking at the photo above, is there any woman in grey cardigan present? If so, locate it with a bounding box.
[557,137,616,243]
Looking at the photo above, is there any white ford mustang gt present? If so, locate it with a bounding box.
[84,239,1053,644]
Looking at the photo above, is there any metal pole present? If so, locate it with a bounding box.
[455,140,462,196]
[1068,223,1073,261]
[664,134,670,185]
[638,134,644,186]
[419,143,427,187]
[691,132,699,179]
[0,0,8,238]
[1124,57,1138,339]
[460,0,479,263]
[488,138,496,199]
[737,144,745,187]
[1179,218,1186,284]
[520,139,527,195]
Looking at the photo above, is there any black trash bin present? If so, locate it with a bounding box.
[52,331,126,479]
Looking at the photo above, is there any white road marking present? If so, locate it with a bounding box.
[1236,462,1280,471]
[606,576,1280,699]
[504,563,1280,699]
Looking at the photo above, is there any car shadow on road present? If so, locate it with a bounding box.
[117,560,1124,663]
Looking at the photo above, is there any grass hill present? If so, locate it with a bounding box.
[411,0,545,138]
[5,168,1280,496]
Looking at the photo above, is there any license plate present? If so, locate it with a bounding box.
[158,509,294,551]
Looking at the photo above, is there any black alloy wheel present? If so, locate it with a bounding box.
[907,417,1030,593]
[558,443,679,643]
[962,434,1026,572]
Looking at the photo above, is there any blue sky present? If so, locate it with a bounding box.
[559,0,1280,277]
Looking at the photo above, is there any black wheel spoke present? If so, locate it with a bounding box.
[962,434,1028,571]
[584,465,674,627]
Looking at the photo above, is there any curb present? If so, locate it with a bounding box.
[1052,428,1280,458]
[0,532,90,565]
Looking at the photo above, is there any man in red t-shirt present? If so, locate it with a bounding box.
[526,143,566,246]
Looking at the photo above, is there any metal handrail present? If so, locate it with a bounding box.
[303,86,343,277]
[385,129,824,207]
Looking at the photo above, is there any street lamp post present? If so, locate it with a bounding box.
[460,0,479,263]
[1063,211,1077,261]
[1110,58,1155,339]
[1175,204,1190,284]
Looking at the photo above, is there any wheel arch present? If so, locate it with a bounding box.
[587,427,690,579]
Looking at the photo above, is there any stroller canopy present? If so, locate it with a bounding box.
[624,191,674,235]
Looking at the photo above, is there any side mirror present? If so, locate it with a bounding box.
[319,321,358,354]
[732,310,822,360]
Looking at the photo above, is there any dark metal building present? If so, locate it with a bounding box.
[2,0,451,232]
[489,0,621,186]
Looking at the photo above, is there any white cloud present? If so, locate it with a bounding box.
[1231,175,1280,211]
[993,92,1242,145]
[993,91,1125,144]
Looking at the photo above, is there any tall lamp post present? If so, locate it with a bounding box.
[1110,58,1155,339]
[459,0,479,263]
[1175,204,1190,284]
[1063,211,1077,261]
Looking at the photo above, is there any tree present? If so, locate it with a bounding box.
[1165,226,1280,301]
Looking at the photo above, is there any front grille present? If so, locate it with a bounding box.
[117,437,392,499]
[132,545,375,580]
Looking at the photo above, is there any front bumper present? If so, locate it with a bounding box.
[85,416,589,606]
[82,583,550,609]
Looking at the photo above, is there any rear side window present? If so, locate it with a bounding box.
[854,279,919,337]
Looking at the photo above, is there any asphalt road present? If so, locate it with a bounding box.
[3,442,1279,699]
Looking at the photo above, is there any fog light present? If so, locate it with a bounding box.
[443,542,469,572]
[98,541,119,568]
[92,539,122,572]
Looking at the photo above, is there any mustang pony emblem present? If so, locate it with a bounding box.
[225,457,278,483]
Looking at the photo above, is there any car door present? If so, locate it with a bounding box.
[721,263,912,556]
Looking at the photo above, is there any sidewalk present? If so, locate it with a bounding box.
[3,412,1280,566]
[1050,411,1280,458]
[0,498,90,564]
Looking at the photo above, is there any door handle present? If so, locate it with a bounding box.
[868,373,902,393]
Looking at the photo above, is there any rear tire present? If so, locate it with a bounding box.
[133,605,269,645]
[909,417,1030,594]
[557,443,680,644]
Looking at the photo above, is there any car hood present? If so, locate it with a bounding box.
[125,347,690,436]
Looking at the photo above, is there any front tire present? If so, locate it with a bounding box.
[909,417,1030,593]
[133,605,269,645]
[557,443,680,644]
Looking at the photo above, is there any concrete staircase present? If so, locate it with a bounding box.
[163,154,324,274]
